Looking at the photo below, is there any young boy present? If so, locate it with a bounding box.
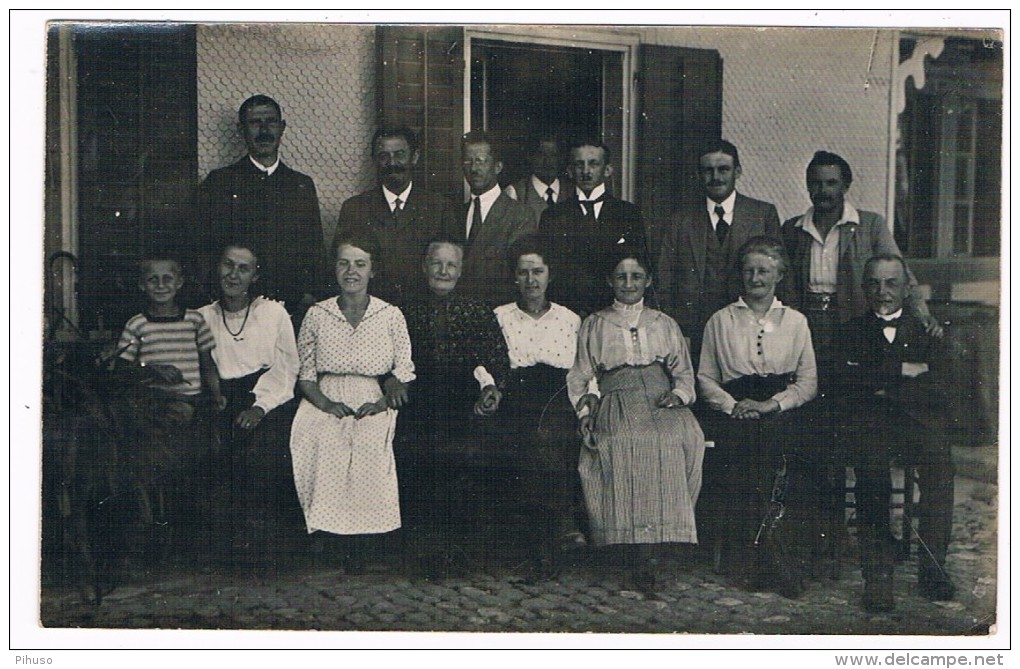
[116,257,223,417]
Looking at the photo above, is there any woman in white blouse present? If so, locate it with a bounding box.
[696,235,818,598]
[199,243,300,565]
[494,237,583,578]
[566,250,705,591]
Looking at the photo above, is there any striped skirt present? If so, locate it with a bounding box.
[580,364,705,546]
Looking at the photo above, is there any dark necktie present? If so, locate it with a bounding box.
[470,196,482,241]
[545,187,556,207]
[714,204,729,243]
[581,195,604,222]
[392,197,403,222]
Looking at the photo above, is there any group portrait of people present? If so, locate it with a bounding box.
[111,93,957,615]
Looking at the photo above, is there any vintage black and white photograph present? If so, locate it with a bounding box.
[16,9,1006,653]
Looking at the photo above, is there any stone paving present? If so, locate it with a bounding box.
[39,447,999,637]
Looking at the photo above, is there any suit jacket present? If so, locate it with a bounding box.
[458,190,537,305]
[782,208,924,322]
[333,184,458,307]
[833,311,944,431]
[506,176,575,226]
[197,157,323,311]
[656,192,782,341]
[538,193,646,318]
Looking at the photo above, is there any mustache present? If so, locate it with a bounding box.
[383,165,408,176]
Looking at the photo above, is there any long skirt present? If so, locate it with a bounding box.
[580,364,705,546]
[289,374,400,535]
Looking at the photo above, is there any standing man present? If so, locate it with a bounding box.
[656,140,782,358]
[458,131,536,304]
[539,139,646,318]
[198,95,323,316]
[505,134,573,225]
[782,151,940,390]
[333,125,459,306]
[832,254,955,612]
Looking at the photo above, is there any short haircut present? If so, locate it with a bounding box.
[461,130,502,163]
[508,234,552,273]
[238,95,282,124]
[807,150,853,185]
[863,253,909,281]
[736,235,790,275]
[532,134,562,153]
[372,124,419,156]
[423,237,465,261]
[139,257,183,279]
[698,139,741,169]
[568,138,611,163]
[333,228,383,266]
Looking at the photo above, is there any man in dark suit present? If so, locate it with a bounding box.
[197,95,323,316]
[656,139,782,358]
[457,131,536,304]
[539,139,646,318]
[333,125,458,306]
[505,134,573,225]
[833,254,955,612]
[782,151,940,392]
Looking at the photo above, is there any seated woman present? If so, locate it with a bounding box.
[696,235,818,597]
[493,236,584,577]
[198,243,301,566]
[566,250,705,591]
[288,232,415,572]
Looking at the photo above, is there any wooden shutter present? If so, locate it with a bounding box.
[376,26,465,202]
[635,45,722,249]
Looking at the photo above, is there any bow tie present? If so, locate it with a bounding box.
[875,314,901,328]
[580,195,606,206]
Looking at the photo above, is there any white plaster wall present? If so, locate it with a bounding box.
[196,24,377,245]
[641,26,896,223]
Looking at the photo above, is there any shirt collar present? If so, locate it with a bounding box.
[734,296,785,312]
[472,183,502,207]
[875,308,904,322]
[612,298,644,312]
[576,183,606,202]
[706,190,738,216]
[532,175,560,198]
[795,202,861,232]
[383,182,413,206]
[249,155,280,176]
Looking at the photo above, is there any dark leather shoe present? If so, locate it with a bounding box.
[919,575,956,601]
[863,575,895,613]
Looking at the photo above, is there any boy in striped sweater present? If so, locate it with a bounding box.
[116,257,223,421]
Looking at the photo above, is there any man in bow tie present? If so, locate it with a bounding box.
[197,95,324,317]
[538,139,646,318]
[656,139,782,360]
[781,151,941,393]
[833,253,955,612]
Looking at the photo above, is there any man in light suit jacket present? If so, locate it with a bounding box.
[656,139,782,359]
[333,125,459,306]
[539,139,647,318]
[781,151,940,391]
[458,131,537,305]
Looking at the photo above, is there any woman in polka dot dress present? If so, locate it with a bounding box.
[289,233,415,549]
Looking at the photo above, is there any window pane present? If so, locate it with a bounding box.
[955,156,972,198]
[953,204,971,254]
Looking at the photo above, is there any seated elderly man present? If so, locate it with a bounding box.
[832,253,955,613]
[396,238,509,577]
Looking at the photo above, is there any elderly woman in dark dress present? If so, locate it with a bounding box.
[696,236,819,597]
[567,250,705,590]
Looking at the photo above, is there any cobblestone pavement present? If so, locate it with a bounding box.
[38,447,1000,638]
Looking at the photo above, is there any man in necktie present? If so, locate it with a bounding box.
[539,139,646,318]
[333,124,459,306]
[505,134,573,225]
[656,139,781,360]
[781,151,941,394]
[457,131,536,305]
[831,253,955,612]
[197,95,323,318]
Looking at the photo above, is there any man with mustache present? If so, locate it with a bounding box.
[538,139,646,318]
[656,139,782,360]
[781,151,940,392]
[333,125,459,307]
[198,95,323,318]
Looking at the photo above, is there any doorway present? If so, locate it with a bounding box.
[468,38,626,196]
